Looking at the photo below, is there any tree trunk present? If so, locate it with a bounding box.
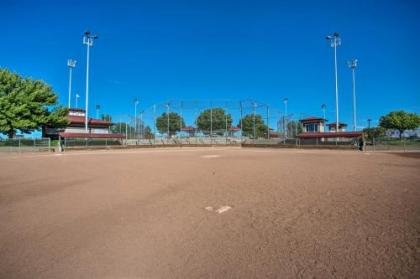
[7,130,15,139]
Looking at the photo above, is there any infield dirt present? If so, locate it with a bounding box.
[0,148,419,278]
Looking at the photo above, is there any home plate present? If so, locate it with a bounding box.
[201,155,221,158]
[216,205,232,214]
[205,206,214,211]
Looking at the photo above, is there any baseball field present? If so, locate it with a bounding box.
[0,147,419,278]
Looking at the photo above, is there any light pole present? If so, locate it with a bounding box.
[283,98,288,138]
[75,93,80,108]
[321,104,327,120]
[348,59,358,131]
[96,104,100,119]
[134,98,139,136]
[83,31,98,133]
[368,118,371,129]
[67,59,76,108]
[326,32,341,132]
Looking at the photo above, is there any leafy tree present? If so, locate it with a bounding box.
[196,108,232,135]
[379,111,420,139]
[101,114,112,122]
[363,127,385,142]
[287,121,304,138]
[156,112,185,136]
[239,114,268,138]
[143,126,154,139]
[0,68,68,138]
[110,122,134,135]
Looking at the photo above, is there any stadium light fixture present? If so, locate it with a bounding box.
[83,31,98,133]
[347,59,358,131]
[67,59,77,108]
[326,32,341,132]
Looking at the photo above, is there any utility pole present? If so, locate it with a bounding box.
[83,31,98,133]
[348,59,358,131]
[326,32,341,132]
[67,59,76,108]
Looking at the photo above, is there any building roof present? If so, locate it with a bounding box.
[297,131,362,139]
[58,132,125,139]
[300,117,327,124]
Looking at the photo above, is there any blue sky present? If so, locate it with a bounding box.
[1,0,419,129]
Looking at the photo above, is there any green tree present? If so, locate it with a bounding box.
[379,111,420,139]
[287,121,304,138]
[239,114,268,138]
[363,127,386,142]
[156,112,185,136]
[0,68,68,138]
[143,126,154,139]
[110,122,134,135]
[196,108,232,135]
[101,114,112,122]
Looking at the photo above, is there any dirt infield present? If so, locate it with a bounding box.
[1,148,419,278]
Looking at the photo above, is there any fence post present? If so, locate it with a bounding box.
[210,107,213,144]
[240,101,243,142]
[267,107,270,140]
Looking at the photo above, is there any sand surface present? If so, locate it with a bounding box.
[0,148,419,278]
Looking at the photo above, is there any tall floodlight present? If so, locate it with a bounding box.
[326,32,341,132]
[134,98,139,135]
[95,104,100,119]
[75,93,80,108]
[321,104,327,120]
[348,59,358,131]
[367,118,371,129]
[283,98,288,138]
[83,31,98,133]
[67,59,77,108]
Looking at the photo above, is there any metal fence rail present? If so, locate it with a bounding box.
[0,138,51,152]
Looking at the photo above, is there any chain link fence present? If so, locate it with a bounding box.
[0,138,51,152]
[364,136,420,151]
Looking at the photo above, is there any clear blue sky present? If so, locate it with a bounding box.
[1,0,419,128]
